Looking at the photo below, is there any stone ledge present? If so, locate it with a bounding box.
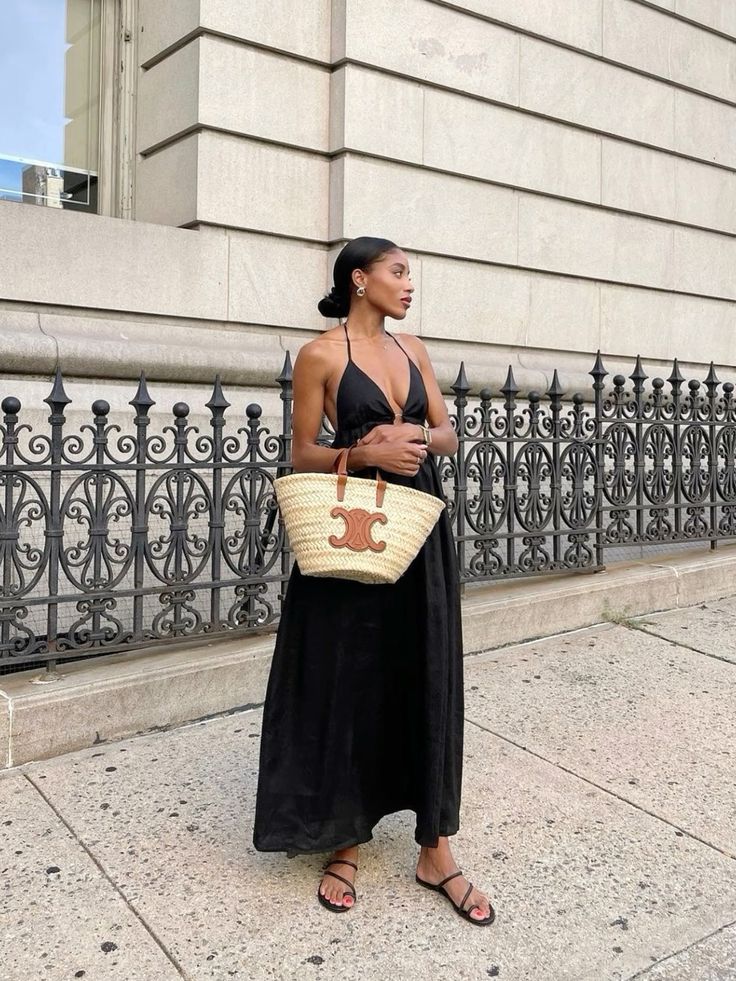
[461,547,736,653]
[2,545,735,768]
[1,635,274,769]
[2,304,734,401]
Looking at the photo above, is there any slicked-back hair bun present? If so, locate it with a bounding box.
[317,287,350,319]
[317,236,398,319]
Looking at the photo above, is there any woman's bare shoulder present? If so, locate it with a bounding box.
[295,328,346,374]
[396,332,429,362]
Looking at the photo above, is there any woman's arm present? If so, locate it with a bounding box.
[291,342,343,473]
[406,335,458,455]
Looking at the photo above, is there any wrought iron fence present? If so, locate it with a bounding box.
[1,352,735,674]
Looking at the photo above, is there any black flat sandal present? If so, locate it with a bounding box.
[317,859,358,913]
[415,869,496,926]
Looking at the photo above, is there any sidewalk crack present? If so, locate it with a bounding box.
[465,716,736,862]
[629,624,736,668]
[624,916,736,979]
[23,772,191,979]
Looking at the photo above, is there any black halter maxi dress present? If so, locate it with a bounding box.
[252,327,464,856]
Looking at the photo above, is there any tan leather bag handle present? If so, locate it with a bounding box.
[332,447,387,507]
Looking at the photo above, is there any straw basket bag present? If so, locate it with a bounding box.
[274,447,445,585]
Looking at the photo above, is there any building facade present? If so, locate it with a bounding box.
[0,0,735,422]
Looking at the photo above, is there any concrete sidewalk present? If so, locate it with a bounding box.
[2,598,736,980]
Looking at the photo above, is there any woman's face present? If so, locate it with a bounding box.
[353,248,414,320]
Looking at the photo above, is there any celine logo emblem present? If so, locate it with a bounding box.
[328,506,387,553]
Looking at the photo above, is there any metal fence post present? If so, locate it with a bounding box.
[669,359,684,539]
[500,366,520,574]
[129,373,154,645]
[590,352,608,570]
[547,371,564,568]
[207,376,230,630]
[1,397,21,657]
[43,368,71,673]
[630,355,648,544]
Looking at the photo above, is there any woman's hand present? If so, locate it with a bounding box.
[357,423,423,446]
[351,438,427,476]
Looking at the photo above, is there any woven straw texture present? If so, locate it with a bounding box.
[274,472,445,584]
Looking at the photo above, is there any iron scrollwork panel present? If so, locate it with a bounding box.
[4,353,736,671]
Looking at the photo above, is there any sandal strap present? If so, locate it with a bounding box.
[459,882,474,913]
[437,869,463,889]
[326,859,358,872]
[322,870,356,897]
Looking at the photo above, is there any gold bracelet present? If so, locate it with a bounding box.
[421,424,432,445]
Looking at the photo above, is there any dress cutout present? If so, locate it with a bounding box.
[253,325,464,855]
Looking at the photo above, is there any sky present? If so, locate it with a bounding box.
[0,0,69,192]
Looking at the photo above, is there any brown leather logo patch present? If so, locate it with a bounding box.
[328,507,387,552]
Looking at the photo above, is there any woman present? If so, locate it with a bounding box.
[253,237,495,925]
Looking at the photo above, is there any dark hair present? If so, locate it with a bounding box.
[317,236,399,319]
